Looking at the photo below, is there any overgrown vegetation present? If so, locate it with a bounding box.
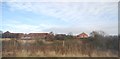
[2,31,118,57]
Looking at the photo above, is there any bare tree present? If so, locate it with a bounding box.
[66,32,74,40]
[46,31,54,40]
[90,31,105,40]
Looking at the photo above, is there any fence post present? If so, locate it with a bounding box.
[62,40,64,47]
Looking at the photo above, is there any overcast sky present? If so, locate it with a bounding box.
[1,0,118,35]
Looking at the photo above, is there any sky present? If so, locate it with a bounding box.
[1,0,118,35]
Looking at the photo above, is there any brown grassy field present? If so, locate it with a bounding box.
[2,38,118,57]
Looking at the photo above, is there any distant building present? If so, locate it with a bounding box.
[28,33,49,39]
[2,31,24,38]
[2,31,89,40]
[77,32,88,39]
[2,31,52,39]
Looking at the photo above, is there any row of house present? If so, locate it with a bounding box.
[1,31,88,39]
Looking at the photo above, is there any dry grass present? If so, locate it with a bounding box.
[2,38,118,57]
